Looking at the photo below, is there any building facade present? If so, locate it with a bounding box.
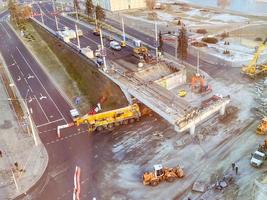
[93,0,146,11]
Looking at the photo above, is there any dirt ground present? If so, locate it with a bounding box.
[89,61,266,200]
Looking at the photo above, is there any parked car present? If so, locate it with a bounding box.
[96,58,104,66]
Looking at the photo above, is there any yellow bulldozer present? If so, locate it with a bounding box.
[256,117,267,135]
[143,164,184,186]
[133,46,157,64]
[241,38,267,77]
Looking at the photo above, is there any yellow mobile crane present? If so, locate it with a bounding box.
[241,39,267,77]
[71,104,141,132]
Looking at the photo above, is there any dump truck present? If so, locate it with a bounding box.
[143,164,184,186]
[70,104,141,132]
[256,117,267,135]
[250,140,267,167]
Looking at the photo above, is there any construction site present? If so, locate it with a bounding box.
[2,0,267,199]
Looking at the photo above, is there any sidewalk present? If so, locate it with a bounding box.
[0,64,48,199]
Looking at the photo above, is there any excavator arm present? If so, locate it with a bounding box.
[242,38,267,76]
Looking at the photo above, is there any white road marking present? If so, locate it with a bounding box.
[34,94,50,123]
[0,22,11,39]
[23,78,34,92]
[36,118,64,128]
[16,46,67,123]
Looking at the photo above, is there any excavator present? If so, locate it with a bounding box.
[241,38,267,77]
[191,73,212,94]
[256,117,267,135]
[191,51,212,94]
[143,164,184,186]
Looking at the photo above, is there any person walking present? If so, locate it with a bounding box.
[232,163,235,170]
[0,150,2,157]
[235,166,239,175]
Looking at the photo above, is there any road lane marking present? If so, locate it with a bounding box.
[34,94,50,123]
[45,130,86,145]
[11,54,25,76]
[0,22,11,39]
[23,77,34,92]
[16,46,67,123]
[36,118,64,128]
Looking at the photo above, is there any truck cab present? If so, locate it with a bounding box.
[70,109,80,122]
[250,150,266,167]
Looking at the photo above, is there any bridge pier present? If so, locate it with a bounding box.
[220,104,226,115]
[189,124,196,135]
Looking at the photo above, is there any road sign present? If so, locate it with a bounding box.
[75,97,81,105]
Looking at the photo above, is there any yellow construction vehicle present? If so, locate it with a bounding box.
[178,89,187,97]
[241,39,267,77]
[72,104,141,132]
[121,40,126,47]
[133,46,148,59]
[143,164,184,186]
[256,117,267,135]
[133,46,157,64]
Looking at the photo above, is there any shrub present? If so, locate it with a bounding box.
[202,37,218,44]
[191,41,207,47]
[196,29,207,34]
[255,37,263,41]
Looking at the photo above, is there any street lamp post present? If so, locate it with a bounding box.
[99,28,107,71]
[52,0,59,30]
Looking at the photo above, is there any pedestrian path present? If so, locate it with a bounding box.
[0,63,48,199]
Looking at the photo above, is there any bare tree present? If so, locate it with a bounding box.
[95,5,105,21]
[146,0,156,10]
[86,0,94,18]
[178,26,188,60]
[217,0,230,9]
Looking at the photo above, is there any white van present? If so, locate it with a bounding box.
[110,41,121,51]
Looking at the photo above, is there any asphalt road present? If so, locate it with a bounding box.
[0,14,99,200]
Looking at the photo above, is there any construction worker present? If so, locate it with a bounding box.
[235,166,239,175]
[232,163,235,170]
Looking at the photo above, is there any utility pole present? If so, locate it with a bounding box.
[52,0,59,30]
[99,28,107,71]
[75,3,79,21]
[121,17,126,44]
[41,10,44,24]
[154,21,158,62]
[75,23,80,49]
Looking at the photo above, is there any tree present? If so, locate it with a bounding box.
[146,0,156,10]
[95,5,105,21]
[178,26,188,60]
[158,31,163,52]
[8,0,19,25]
[85,0,94,18]
[73,0,80,11]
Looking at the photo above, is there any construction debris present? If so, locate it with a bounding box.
[219,106,238,123]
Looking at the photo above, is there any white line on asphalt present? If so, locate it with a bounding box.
[36,118,64,128]
[46,130,87,145]
[0,22,11,39]
[16,46,67,123]
[11,54,25,76]
[23,78,34,92]
[34,94,50,123]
